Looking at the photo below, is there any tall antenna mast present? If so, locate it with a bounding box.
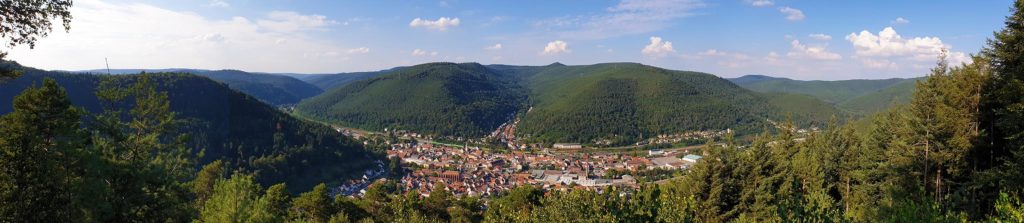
[105,58,111,75]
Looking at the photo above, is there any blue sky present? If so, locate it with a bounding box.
[5,0,1011,80]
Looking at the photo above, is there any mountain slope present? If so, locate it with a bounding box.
[2,62,378,192]
[296,62,526,137]
[517,63,795,145]
[301,69,396,90]
[729,75,914,103]
[296,62,846,145]
[82,68,323,106]
[760,92,850,122]
[837,78,918,114]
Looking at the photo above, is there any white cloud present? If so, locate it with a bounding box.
[788,40,841,60]
[536,0,705,40]
[808,33,832,41]
[202,33,225,43]
[641,36,675,57]
[411,49,438,56]
[845,27,948,60]
[762,51,781,64]
[541,40,570,55]
[891,17,910,25]
[949,51,972,66]
[409,17,461,31]
[256,11,337,33]
[208,0,229,8]
[749,0,773,7]
[346,47,370,54]
[779,7,805,21]
[485,43,502,50]
[6,0,368,73]
[844,27,976,72]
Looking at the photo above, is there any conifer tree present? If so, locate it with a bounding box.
[0,78,87,222]
[984,0,1024,195]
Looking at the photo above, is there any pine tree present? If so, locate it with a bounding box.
[0,78,87,222]
[290,183,335,222]
[91,74,195,221]
[983,0,1024,199]
[199,173,262,222]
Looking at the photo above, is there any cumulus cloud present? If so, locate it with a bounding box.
[485,43,502,50]
[788,40,841,60]
[749,0,773,7]
[808,34,832,41]
[208,0,229,8]
[5,0,367,73]
[257,11,338,33]
[536,0,705,40]
[891,17,910,25]
[541,40,570,55]
[641,36,675,57]
[845,27,975,71]
[779,7,805,21]
[409,17,461,31]
[411,49,438,56]
[845,27,948,60]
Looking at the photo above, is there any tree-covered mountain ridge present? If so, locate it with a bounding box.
[729,74,922,115]
[0,61,381,192]
[296,62,848,145]
[79,68,324,106]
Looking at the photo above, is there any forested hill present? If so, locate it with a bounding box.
[295,62,844,145]
[729,74,920,114]
[516,63,837,145]
[81,68,323,106]
[1,61,379,192]
[300,68,397,90]
[296,62,526,138]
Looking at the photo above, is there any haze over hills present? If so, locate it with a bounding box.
[79,68,323,106]
[1,61,379,192]
[729,74,920,115]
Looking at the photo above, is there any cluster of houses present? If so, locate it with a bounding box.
[382,140,703,197]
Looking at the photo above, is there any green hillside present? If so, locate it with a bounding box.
[83,68,323,106]
[295,62,847,145]
[837,79,918,114]
[517,63,809,145]
[760,92,851,122]
[729,75,913,103]
[729,75,920,115]
[0,61,378,192]
[296,62,525,137]
[191,70,324,105]
[301,70,392,90]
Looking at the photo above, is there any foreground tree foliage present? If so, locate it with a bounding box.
[7,0,1024,222]
[0,0,73,80]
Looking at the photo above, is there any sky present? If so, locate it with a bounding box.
[3,0,1012,80]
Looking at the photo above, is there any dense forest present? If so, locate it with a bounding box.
[516,63,838,146]
[0,62,380,192]
[296,62,526,138]
[729,74,921,115]
[9,0,1024,222]
[94,37,1021,222]
[83,68,325,106]
[297,62,842,145]
[301,69,394,90]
